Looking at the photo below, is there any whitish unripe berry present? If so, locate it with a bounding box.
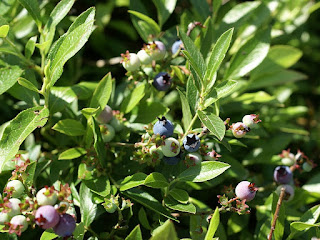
[0,212,9,224]
[10,215,28,233]
[7,198,21,217]
[276,184,294,201]
[161,137,180,157]
[149,145,164,160]
[149,41,166,60]
[185,152,202,166]
[121,52,140,71]
[242,114,260,129]
[137,49,152,65]
[235,181,257,202]
[36,187,58,206]
[6,180,25,198]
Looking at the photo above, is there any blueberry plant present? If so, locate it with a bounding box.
[0,0,319,239]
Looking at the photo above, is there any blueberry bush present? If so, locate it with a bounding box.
[0,0,319,239]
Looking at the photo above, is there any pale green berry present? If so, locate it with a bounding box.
[302,162,313,172]
[122,53,140,71]
[0,212,9,224]
[100,124,115,143]
[10,215,28,233]
[161,137,180,157]
[6,180,25,198]
[276,184,294,201]
[36,188,58,206]
[137,49,152,65]
[7,198,21,217]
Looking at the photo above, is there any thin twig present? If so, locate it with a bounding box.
[268,187,286,240]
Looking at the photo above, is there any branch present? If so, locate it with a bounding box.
[268,187,285,240]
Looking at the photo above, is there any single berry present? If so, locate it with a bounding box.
[35,205,60,229]
[6,180,25,198]
[7,198,21,217]
[149,41,166,60]
[281,157,295,166]
[171,40,183,55]
[184,152,202,167]
[10,215,28,233]
[242,114,261,128]
[121,51,140,71]
[97,105,113,124]
[273,166,293,184]
[110,117,124,132]
[149,145,164,161]
[235,181,257,202]
[204,149,221,161]
[100,124,115,143]
[183,134,200,152]
[302,162,313,172]
[36,187,58,206]
[0,212,9,225]
[153,116,174,137]
[231,122,249,138]
[153,72,172,91]
[137,49,152,65]
[163,156,180,165]
[276,184,294,201]
[53,214,76,237]
[161,137,180,157]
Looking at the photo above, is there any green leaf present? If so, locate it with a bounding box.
[225,28,270,79]
[0,106,49,173]
[197,110,225,141]
[17,0,42,27]
[81,108,100,119]
[267,45,302,68]
[80,183,97,228]
[52,119,86,136]
[89,72,112,111]
[18,77,39,93]
[138,207,152,230]
[92,117,107,167]
[177,161,230,182]
[150,219,179,240]
[25,161,37,188]
[73,222,85,240]
[0,66,24,95]
[123,188,178,222]
[128,10,160,34]
[152,0,177,27]
[40,229,58,240]
[125,225,142,240]
[186,76,199,112]
[25,36,37,59]
[189,0,210,22]
[120,172,148,191]
[84,175,110,197]
[204,28,233,90]
[49,87,77,114]
[169,188,189,204]
[47,7,95,86]
[135,100,168,124]
[303,174,320,194]
[177,89,192,132]
[179,29,206,83]
[58,147,87,160]
[144,172,169,189]
[204,80,238,107]
[121,82,146,113]
[205,207,220,240]
[0,25,9,38]
[164,196,196,214]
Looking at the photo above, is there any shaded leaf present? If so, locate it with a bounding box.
[52,119,86,136]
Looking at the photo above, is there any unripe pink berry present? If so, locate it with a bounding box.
[235,181,257,202]
[35,205,60,229]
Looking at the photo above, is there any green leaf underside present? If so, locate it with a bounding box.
[197,110,225,141]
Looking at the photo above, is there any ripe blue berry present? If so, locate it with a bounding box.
[235,181,257,202]
[153,72,172,91]
[10,215,28,233]
[242,114,261,129]
[6,180,25,198]
[231,122,250,138]
[273,166,293,184]
[35,205,60,229]
[171,40,183,55]
[153,116,174,137]
[53,214,76,237]
[183,134,200,152]
[161,137,180,157]
[36,187,58,206]
[100,124,115,143]
[97,105,113,124]
[163,156,180,165]
[121,51,140,71]
[137,49,152,65]
[276,184,294,201]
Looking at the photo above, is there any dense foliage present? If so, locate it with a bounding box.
[0,0,320,239]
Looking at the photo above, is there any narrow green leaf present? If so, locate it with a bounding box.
[225,28,270,79]
[120,173,148,191]
[40,229,58,240]
[0,25,9,38]
[204,80,238,107]
[89,72,112,111]
[152,0,177,27]
[267,45,302,68]
[164,196,196,214]
[197,110,225,141]
[58,147,87,160]
[189,0,210,22]
[0,106,48,173]
[92,117,107,167]
[150,219,179,240]
[128,10,160,34]
[83,176,110,197]
[0,66,24,95]
[186,76,199,113]
[177,161,230,182]
[123,188,178,222]
[73,222,85,240]
[47,7,95,86]
[80,183,97,228]
[52,119,86,136]
[121,83,146,113]
[18,77,39,93]
[204,28,233,91]
[144,172,169,189]
[25,161,37,189]
[169,188,189,204]
[17,0,42,27]
[125,225,142,240]
[25,36,37,59]
[177,89,192,131]
[138,207,152,230]
[205,207,220,240]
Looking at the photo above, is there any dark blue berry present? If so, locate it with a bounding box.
[153,116,174,137]
[153,72,172,91]
[171,40,183,54]
[53,214,76,237]
[183,134,200,152]
[163,156,180,165]
[274,166,293,184]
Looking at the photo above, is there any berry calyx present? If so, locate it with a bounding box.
[273,166,293,184]
[153,72,172,91]
[153,116,174,137]
[121,51,140,71]
[183,134,200,152]
[161,137,180,157]
[231,122,250,138]
[35,205,60,229]
[53,214,76,237]
[235,181,258,202]
[36,187,58,206]
[6,180,25,198]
